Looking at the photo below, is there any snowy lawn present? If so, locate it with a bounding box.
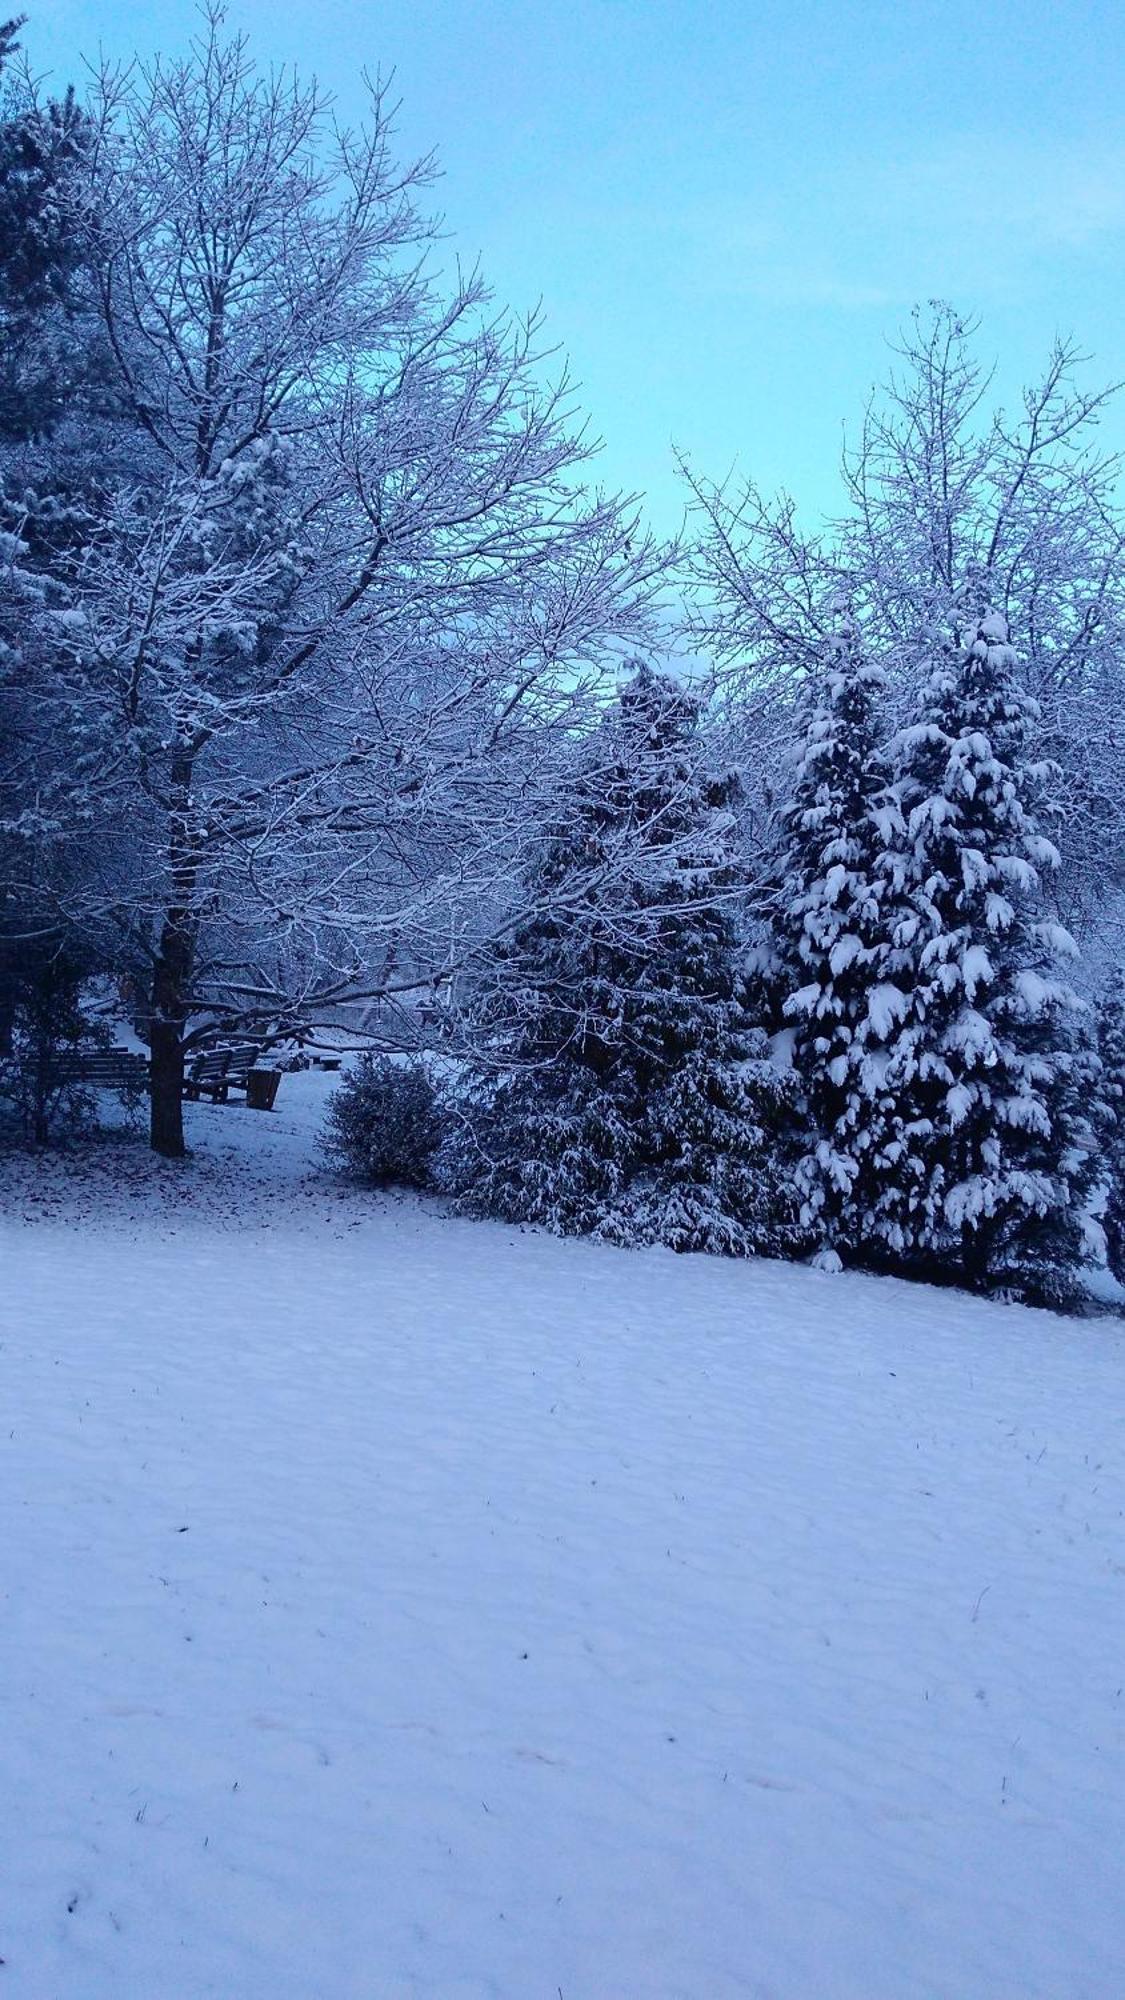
[2,1075,1124,1999]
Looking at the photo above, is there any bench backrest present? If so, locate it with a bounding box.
[189,1050,231,1079]
[189,1043,262,1080]
[49,1051,149,1083]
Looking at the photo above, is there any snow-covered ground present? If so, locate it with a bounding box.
[2,1074,1124,1999]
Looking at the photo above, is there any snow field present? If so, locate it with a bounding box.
[1,1085,1124,1998]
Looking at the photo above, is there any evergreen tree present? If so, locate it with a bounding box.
[0,28,100,445]
[883,611,1097,1307]
[777,608,913,1267]
[1095,972,1125,1289]
[453,666,798,1255]
[0,32,120,1059]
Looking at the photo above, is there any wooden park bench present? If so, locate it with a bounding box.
[49,1049,150,1091]
[183,1042,260,1104]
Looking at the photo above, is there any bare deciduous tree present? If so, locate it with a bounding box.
[12,9,668,1154]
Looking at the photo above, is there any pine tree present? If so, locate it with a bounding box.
[776,609,912,1267]
[1095,972,1125,1289]
[0,44,100,444]
[0,37,124,1067]
[883,611,1097,1307]
[453,666,798,1255]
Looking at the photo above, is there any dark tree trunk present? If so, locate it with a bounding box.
[32,1055,50,1146]
[149,1008,187,1156]
[960,1218,990,1295]
[31,1010,54,1146]
[148,751,199,1158]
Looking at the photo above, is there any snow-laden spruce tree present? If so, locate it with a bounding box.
[882,609,1098,1305]
[451,665,798,1255]
[777,606,913,1267]
[1094,972,1125,1288]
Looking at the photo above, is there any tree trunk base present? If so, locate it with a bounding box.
[149,1024,187,1157]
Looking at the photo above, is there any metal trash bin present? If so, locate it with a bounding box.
[246,1068,282,1112]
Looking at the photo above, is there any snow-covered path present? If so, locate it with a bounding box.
[2,1090,1124,1998]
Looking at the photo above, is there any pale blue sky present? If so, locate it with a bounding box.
[26,0,1125,533]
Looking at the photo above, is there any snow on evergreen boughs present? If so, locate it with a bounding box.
[1095,972,1125,1288]
[879,611,1098,1306]
[449,665,800,1256]
[777,608,912,1262]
